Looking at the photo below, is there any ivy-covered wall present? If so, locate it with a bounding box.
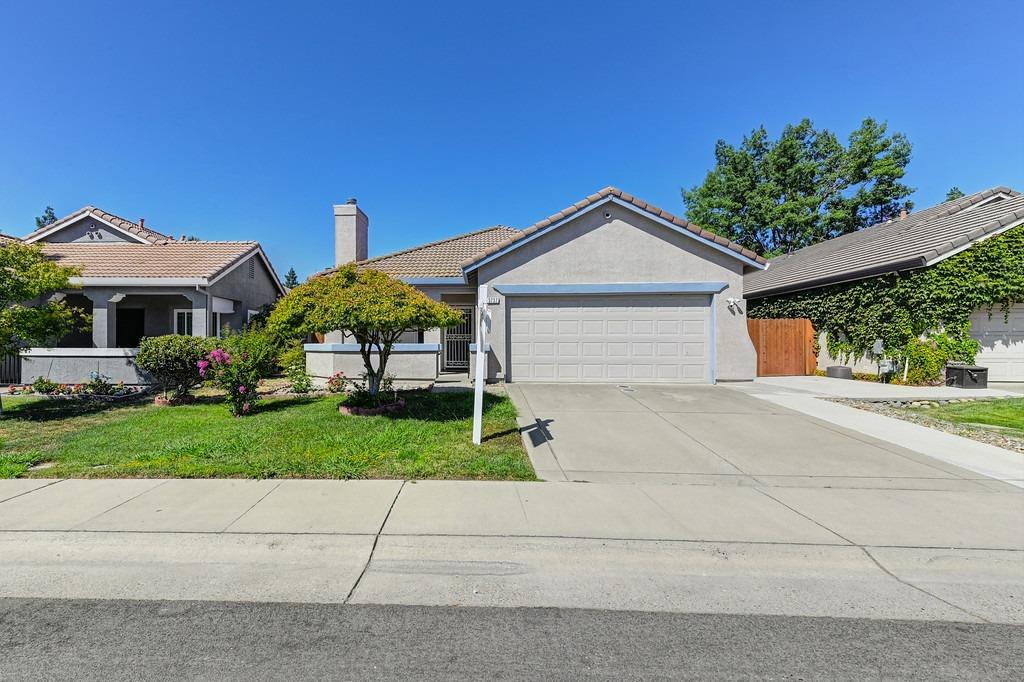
[748,225,1024,382]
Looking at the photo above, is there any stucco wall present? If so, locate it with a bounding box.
[473,204,758,382]
[305,343,440,382]
[207,254,281,332]
[21,349,151,384]
[40,216,141,244]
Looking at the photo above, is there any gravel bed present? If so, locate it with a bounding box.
[834,397,1024,454]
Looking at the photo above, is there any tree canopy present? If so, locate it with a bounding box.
[283,267,299,288]
[682,118,914,256]
[945,187,966,201]
[34,206,57,230]
[0,242,84,413]
[267,266,463,398]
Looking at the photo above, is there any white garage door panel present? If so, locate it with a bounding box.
[971,305,1024,381]
[509,295,710,383]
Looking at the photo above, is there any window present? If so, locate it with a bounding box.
[174,309,194,336]
[247,309,259,323]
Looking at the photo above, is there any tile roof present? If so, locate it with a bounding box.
[346,225,521,278]
[22,206,174,244]
[460,186,768,270]
[745,186,1023,298]
[0,232,22,245]
[42,241,259,280]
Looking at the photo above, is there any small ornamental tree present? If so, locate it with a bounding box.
[135,335,212,401]
[268,266,464,402]
[0,242,84,415]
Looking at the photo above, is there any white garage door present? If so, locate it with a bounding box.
[971,305,1024,381]
[509,294,711,383]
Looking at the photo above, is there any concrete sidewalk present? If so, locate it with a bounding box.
[1,478,1021,624]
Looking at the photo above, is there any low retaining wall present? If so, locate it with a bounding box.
[304,343,440,383]
[20,348,151,385]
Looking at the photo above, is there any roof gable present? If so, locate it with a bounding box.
[460,187,767,273]
[745,186,1023,298]
[23,206,174,245]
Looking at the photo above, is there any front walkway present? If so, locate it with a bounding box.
[749,375,1019,399]
[0,477,1021,623]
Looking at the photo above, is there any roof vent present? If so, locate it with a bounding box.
[346,198,358,205]
[899,209,908,219]
[139,218,145,228]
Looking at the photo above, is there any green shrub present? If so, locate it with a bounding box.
[277,338,306,372]
[286,362,313,393]
[136,335,213,399]
[83,375,115,395]
[31,376,59,394]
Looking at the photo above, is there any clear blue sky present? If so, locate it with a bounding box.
[2,1,1022,279]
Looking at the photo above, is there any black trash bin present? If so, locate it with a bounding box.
[945,365,988,389]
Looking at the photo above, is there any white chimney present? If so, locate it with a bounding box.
[333,198,368,266]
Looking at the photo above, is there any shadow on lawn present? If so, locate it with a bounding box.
[364,390,507,423]
[0,395,140,423]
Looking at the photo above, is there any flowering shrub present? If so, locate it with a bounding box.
[198,348,258,416]
[326,372,348,393]
[286,362,313,393]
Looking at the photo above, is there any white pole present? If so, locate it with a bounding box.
[472,284,488,445]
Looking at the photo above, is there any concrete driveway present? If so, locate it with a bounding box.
[507,383,1014,490]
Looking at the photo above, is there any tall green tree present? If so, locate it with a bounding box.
[34,206,57,229]
[0,242,85,414]
[945,186,966,201]
[283,267,299,288]
[682,118,914,256]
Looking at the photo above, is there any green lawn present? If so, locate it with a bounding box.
[0,391,536,480]
[906,398,1024,438]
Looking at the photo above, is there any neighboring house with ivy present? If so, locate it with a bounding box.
[744,187,1024,382]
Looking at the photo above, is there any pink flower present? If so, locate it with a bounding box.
[209,349,231,365]
[238,385,247,394]
[242,403,251,413]
[197,360,210,376]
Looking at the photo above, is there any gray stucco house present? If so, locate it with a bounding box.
[11,206,284,384]
[744,186,1024,381]
[306,187,767,385]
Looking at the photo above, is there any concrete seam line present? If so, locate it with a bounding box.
[67,479,172,531]
[220,482,282,533]
[857,545,991,624]
[0,529,1020,553]
[797,402,971,479]
[344,480,406,604]
[0,479,66,506]
[752,487,856,546]
[512,483,531,525]
[619,387,752,477]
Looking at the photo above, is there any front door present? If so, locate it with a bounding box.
[443,306,474,372]
[116,308,146,348]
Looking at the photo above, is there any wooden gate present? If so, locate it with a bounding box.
[747,318,817,376]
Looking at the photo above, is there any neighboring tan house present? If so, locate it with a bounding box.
[744,186,1024,381]
[305,187,767,385]
[9,206,284,384]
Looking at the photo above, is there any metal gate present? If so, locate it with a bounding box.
[1,355,20,384]
[442,307,473,371]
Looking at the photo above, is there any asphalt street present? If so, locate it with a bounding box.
[1,598,1020,680]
